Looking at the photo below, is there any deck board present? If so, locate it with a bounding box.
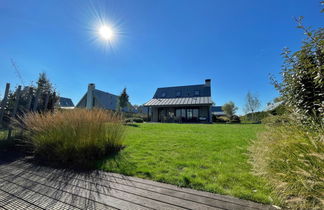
[0,156,275,210]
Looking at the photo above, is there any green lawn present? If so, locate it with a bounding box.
[99,123,274,204]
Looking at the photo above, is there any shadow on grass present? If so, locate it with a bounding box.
[97,149,137,176]
[0,146,136,209]
[125,123,141,128]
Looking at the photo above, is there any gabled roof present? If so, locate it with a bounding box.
[59,97,74,107]
[93,89,118,110]
[144,96,212,107]
[153,84,211,99]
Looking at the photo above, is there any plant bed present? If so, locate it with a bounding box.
[18,109,125,169]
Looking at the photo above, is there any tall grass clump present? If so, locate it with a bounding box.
[20,108,125,168]
[249,115,324,209]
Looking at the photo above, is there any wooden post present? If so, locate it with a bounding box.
[44,91,50,111]
[0,83,10,126]
[33,85,41,111]
[26,87,33,111]
[7,85,22,140]
[51,92,56,112]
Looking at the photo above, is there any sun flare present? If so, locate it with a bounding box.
[99,25,114,41]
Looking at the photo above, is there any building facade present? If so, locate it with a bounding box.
[144,79,213,123]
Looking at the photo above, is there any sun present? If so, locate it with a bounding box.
[99,25,114,41]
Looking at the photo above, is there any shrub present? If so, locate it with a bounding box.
[272,19,324,120]
[250,115,324,209]
[125,117,144,123]
[19,109,125,168]
[230,115,241,123]
[212,115,229,123]
[132,118,144,123]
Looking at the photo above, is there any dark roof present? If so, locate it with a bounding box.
[153,84,211,99]
[144,97,212,107]
[93,89,118,110]
[59,97,74,107]
[93,89,133,112]
[211,106,223,112]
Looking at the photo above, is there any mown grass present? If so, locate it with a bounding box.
[99,123,274,204]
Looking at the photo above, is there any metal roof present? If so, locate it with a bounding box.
[144,97,213,107]
[153,84,211,99]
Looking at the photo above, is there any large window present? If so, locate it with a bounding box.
[176,108,199,122]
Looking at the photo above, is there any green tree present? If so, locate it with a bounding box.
[222,101,238,119]
[272,17,324,120]
[118,88,129,112]
[244,92,261,122]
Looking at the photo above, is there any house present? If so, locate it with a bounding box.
[144,79,213,123]
[58,97,74,109]
[76,83,133,112]
[211,106,225,116]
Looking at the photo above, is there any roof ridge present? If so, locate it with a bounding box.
[94,89,118,97]
[157,84,205,89]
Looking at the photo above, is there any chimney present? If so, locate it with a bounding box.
[86,83,95,109]
[205,79,211,87]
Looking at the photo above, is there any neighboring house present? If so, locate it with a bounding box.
[76,83,133,112]
[265,101,283,111]
[144,79,213,123]
[211,106,225,116]
[134,105,149,115]
[58,97,74,109]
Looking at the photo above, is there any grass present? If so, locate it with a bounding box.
[19,109,125,168]
[250,115,324,209]
[99,123,274,204]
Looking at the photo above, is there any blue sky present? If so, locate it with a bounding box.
[0,0,323,114]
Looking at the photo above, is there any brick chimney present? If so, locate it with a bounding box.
[205,79,211,87]
[86,83,95,109]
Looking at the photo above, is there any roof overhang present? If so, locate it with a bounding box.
[144,97,213,107]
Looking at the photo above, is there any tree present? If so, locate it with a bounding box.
[118,88,129,112]
[271,17,324,120]
[222,101,238,119]
[244,92,261,122]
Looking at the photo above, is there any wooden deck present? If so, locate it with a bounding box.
[0,154,275,210]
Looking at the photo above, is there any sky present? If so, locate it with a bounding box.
[0,0,323,114]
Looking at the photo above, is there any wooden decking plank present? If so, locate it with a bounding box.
[25,169,220,210]
[0,163,224,210]
[0,159,275,210]
[0,188,44,210]
[26,167,244,210]
[102,171,272,209]
[0,179,76,210]
[0,166,184,210]
[0,167,151,210]
[0,172,118,210]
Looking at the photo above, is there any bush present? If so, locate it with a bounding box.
[230,115,241,123]
[132,118,144,123]
[212,115,229,123]
[125,117,144,123]
[20,109,125,168]
[250,115,324,209]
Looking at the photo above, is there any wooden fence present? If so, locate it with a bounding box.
[0,83,56,140]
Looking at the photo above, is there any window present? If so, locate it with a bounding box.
[176,91,181,97]
[194,90,200,96]
[161,92,166,97]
